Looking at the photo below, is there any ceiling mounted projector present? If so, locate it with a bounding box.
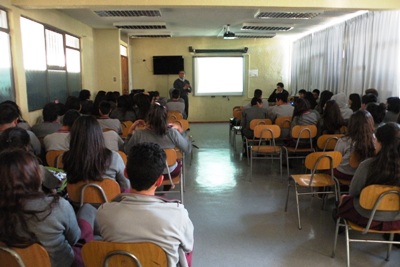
[223,24,236,39]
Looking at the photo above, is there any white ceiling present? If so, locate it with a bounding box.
[60,7,366,40]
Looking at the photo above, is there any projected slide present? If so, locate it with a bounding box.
[193,56,244,96]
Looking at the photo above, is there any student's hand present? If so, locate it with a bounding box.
[169,123,184,133]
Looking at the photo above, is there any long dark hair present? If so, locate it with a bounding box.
[292,98,311,118]
[346,110,375,161]
[147,102,169,136]
[321,100,345,134]
[0,149,58,247]
[366,122,400,186]
[63,116,112,183]
[349,93,361,112]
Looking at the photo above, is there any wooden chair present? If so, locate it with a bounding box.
[283,125,318,176]
[67,179,121,207]
[121,120,134,139]
[245,118,272,162]
[274,116,292,144]
[316,134,343,151]
[250,124,282,181]
[0,243,51,267]
[284,151,342,229]
[82,241,167,267]
[167,111,184,123]
[157,148,184,204]
[332,185,400,267]
[172,119,190,132]
[45,150,65,169]
[117,151,128,165]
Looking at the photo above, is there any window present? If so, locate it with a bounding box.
[0,9,14,102]
[20,17,81,111]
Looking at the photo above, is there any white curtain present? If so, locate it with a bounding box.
[292,11,400,100]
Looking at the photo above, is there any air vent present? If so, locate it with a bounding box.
[113,22,167,30]
[235,33,276,39]
[255,11,320,19]
[241,23,293,31]
[129,33,171,38]
[95,10,161,17]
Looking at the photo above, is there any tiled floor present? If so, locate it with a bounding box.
[179,122,400,267]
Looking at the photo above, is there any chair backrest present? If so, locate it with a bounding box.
[46,150,65,168]
[291,125,318,139]
[172,119,190,132]
[274,116,292,129]
[253,125,281,140]
[82,241,167,267]
[232,108,243,121]
[249,119,272,130]
[167,111,183,123]
[359,185,400,211]
[0,243,51,267]
[304,151,342,171]
[164,148,178,167]
[67,179,121,206]
[117,151,128,165]
[317,134,343,151]
[121,121,134,139]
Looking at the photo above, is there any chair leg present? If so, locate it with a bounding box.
[279,152,282,178]
[284,180,291,212]
[331,218,341,258]
[250,149,253,182]
[386,233,394,261]
[294,183,302,230]
[345,222,351,267]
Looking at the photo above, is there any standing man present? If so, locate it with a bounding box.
[173,70,192,118]
[267,82,289,103]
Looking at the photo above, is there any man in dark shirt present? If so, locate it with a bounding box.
[173,70,192,117]
[267,82,289,103]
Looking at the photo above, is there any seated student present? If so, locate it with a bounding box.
[244,89,269,110]
[334,110,376,181]
[43,110,81,152]
[360,93,378,110]
[31,102,62,140]
[298,89,307,99]
[0,127,61,192]
[348,93,361,112]
[97,101,122,134]
[331,92,353,121]
[63,116,130,191]
[78,89,94,115]
[0,103,41,155]
[0,149,81,267]
[318,99,345,135]
[337,122,400,230]
[166,89,187,119]
[0,100,31,130]
[366,102,386,130]
[267,82,289,103]
[110,95,137,122]
[312,89,320,103]
[384,96,400,123]
[290,98,319,127]
[241,97,268,139]
[268,92,293,122]
[314,90,333,115]
[97,142,194,267]
[125,102,192,177]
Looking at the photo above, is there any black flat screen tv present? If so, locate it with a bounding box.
[153,56,184,75]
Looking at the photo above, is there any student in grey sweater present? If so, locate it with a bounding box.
[0,150,81,267]
[337,123,400,229]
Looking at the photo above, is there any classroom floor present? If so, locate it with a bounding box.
[177,122,400,267]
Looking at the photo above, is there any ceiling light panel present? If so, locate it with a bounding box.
[113,22,167,30]
[235,33,276,39]
[95,10,161,17]
[241,23,293,31]
[255,11,320,19]
[129,33,171,38]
